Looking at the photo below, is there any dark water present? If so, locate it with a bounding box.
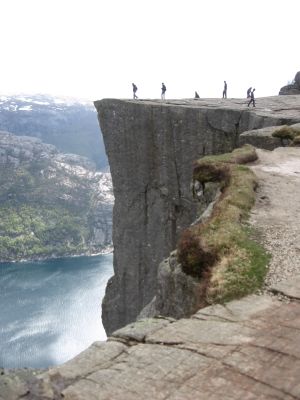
[0,254,113,369]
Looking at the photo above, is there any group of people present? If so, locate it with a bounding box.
[132,82,256,107]
[132,82,166,100]
[223,81,256,106]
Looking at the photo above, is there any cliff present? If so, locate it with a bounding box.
[3,144,300,399]
[2,96,300,398]
[95,95,300,334]
[0,131,113,261]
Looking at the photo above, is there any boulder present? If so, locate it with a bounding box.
[279,71,300,95]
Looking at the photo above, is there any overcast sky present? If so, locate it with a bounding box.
[0,0,299,101]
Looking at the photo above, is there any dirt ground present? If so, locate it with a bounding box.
[250,147,300,289]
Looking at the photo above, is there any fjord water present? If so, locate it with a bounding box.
[0,254,113,368]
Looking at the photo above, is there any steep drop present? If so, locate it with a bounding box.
[95,96,300,334]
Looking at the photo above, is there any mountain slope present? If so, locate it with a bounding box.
[0,131,113,262]
[0,94,107,169]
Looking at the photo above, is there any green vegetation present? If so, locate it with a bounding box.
[0,205,90,261]
[0,160,97,262]
[272,125,300,146]
[177,145,270,304]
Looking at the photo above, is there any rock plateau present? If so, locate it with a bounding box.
[95,95,300,334]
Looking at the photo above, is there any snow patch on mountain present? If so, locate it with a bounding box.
[0,93,93,112]
[0,92,108,169]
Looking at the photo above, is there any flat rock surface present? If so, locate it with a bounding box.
[250,147,300,289]
[270,275,300,299]
[122,95,300,120]
[3,291,300,399]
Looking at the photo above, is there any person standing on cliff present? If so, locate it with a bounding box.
[132,83,138,99]
[222,81,227,98]
[247,87,252,98]
[161,83,166,100]
[247,88,256,107]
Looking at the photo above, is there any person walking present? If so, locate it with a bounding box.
[222,81,227,98]
[247,88,256,107]
[247,87,252,98]
[132,83,138,99]
[161,83,166,100]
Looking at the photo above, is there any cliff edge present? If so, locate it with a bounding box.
[95,95,300,334]
[2,96,300,399]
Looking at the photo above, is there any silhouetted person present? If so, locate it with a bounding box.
[247,88,256,107]
[161,83,166,100]
[247,87,252,98]
[222,81,227,98]
[194,91,200,99]
[132,83,138,99]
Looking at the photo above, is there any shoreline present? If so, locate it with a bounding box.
[0,245,113,265]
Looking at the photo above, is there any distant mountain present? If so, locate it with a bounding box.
[0,94,107,169]
[0,130,113,262]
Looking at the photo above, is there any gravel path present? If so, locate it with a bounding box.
[250,147,300,293]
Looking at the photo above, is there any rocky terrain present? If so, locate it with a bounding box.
[3,280,300,399]
[2,94,300,399]
[250,147,300,290]
[0,131,113,261]
[0,94,108,169]
[279,70,300,95]
[95,95,300,334]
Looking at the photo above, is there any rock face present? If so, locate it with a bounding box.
[95,96,300,334]
[279,71,300,95]
[0,131,113,261]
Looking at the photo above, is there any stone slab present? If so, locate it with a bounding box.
[193,294,281,322]
[270,274,300,299]
[3,295,300,399]
[111,317,173,342]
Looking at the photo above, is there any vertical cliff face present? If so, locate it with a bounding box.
[95,97,300,334]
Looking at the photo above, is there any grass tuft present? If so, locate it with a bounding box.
[272,125,296,140]
[177,229,216,278]
[177,145,270,305]
[272,125,300,146]
[293,135,300,146]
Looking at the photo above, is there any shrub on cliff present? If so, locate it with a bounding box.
[272,125,300,145]
[272,125,300,146]
[293,135,300,146]
[272,125,296,140]
[177,145,270,304]
[177,229,216,277]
